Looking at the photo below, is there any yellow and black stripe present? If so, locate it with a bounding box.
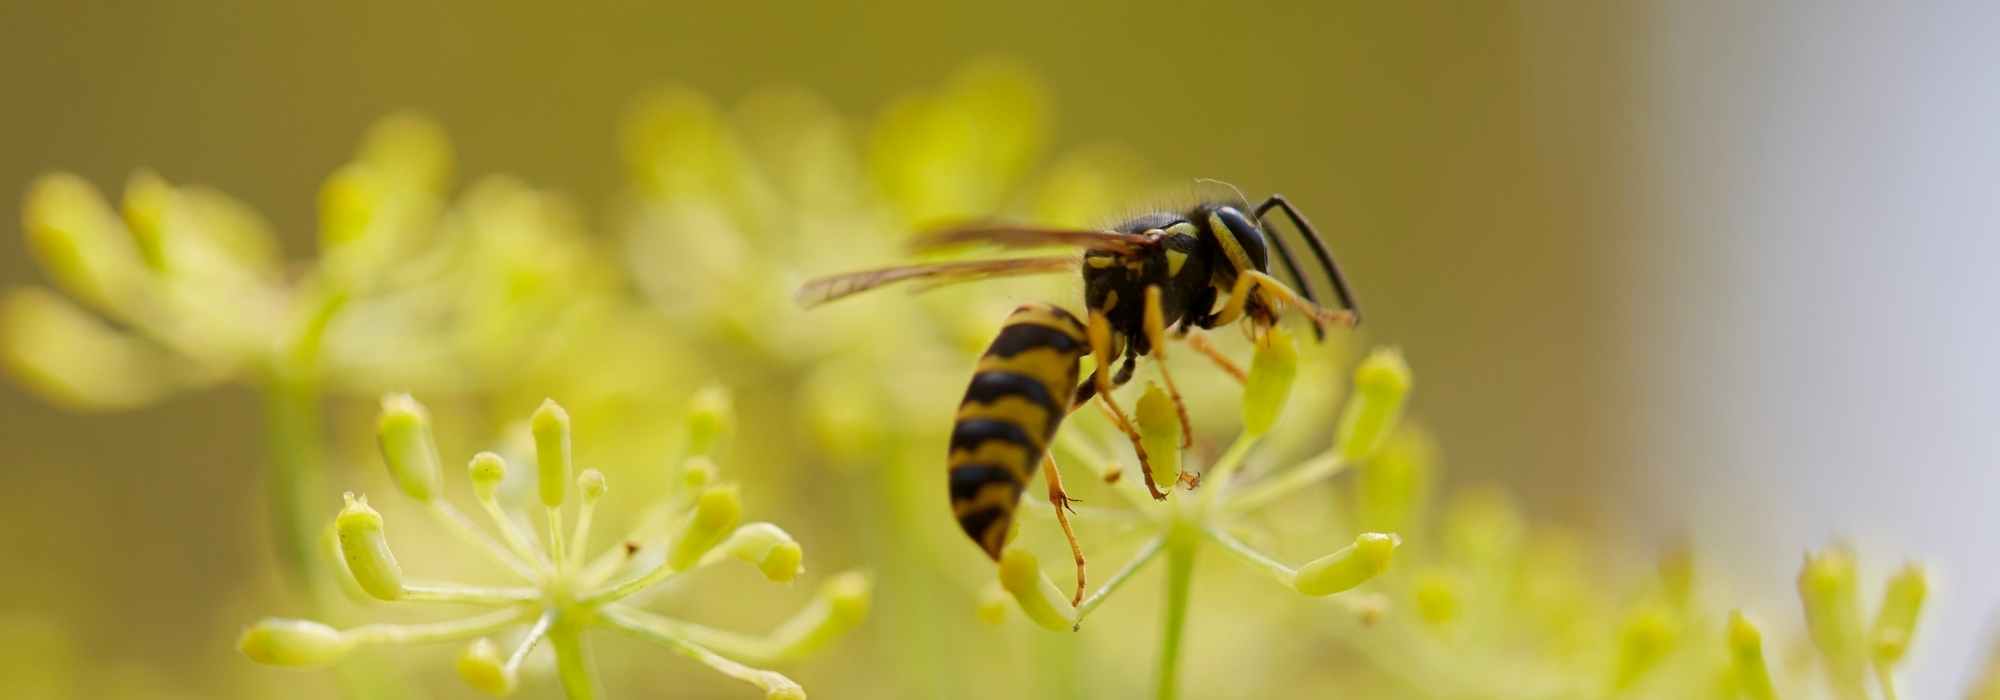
[948,303,1089,559]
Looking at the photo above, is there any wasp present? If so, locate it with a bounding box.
[797,190,1360,602]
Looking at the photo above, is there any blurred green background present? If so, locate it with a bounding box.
[0,2,1647,698]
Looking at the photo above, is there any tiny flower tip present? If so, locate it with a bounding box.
[766,686,807,700]
[1134,383,1181,486]
[1727,611,1764,653]
[669,486,744,570]
[531,399,572,508]
[1798,547,1858,596]
[823,571,873,624]
[335,492,404,601]
[761,541,805,583]
[455,638,516,697]
[1243,327,1300,436]
[1354,347,1413,395]
[120,170,170,268]
[376,394,441,502]
[686,385,735,456]
[578,469,607,503]
[998,548,1076,630]
[336,492,383,531]
[682,456,718,489]
[1336,348,1413,461]
[695,485,745,529]
[469,451,508,494]
[1873,563,1929,664]
[975,583,1010,625]
[1292,532,1400,597]
[238,618,353,668]
[1615,606,1679,688]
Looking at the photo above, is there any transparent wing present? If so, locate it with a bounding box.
[795,256,1078,309]
[909,224,1154,255]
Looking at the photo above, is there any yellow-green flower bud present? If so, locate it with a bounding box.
[686,385,734,457]
[377,394,442,502]
[1241,327,1299,436]
[531,399,572,508]
[318,163,381,252]
[238,618,354,668]
[1871,563,1928,665]
[0,287,176,411]
[1354,428,1436,535]
[1798,547,1866,669]
[670,486,743,570]
[1614,606,1678,689]
[682,456,718,489]
[1412,571,1460,626]
[335,493,404,601]
[455,638,515,697]
[719,522,805,582]
[358,113,454,195]
[22,173,148,311]
[1335,348,1412,461]
[975,582,1010,625]
[1135,383,1181,489]
[120,170,172,270]
[1728,611,1778,700]
[1293,532,1399,596]
[1443,487,1524,565]
[764,572,873,660]
[577,469,607,504]
[998,548,1075,631]
[469,451,507,501]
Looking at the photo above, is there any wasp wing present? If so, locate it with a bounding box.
[910,225,1154,255]
[795,256,1078,309]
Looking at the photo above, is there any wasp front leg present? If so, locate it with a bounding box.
[1084,310,1168,500]
[1042,452,1086,605]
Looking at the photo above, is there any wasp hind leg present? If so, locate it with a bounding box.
[1083,310,1169,500]
[1041,452,1086,605]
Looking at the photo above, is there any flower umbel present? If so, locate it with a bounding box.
[239,393,869,699]
[991,340,1411,699]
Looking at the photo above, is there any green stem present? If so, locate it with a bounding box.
[1156,517,1199,700]
[549,622,602,700]
[261,372,330,597]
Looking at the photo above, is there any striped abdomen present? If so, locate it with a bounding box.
[948,303,1089,559]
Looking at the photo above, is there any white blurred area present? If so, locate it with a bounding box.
[1627,1,2000,696]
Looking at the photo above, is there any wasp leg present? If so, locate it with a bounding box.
[1042,452,1087,605]
[1182,331,1248,384]
[1209,271,1355,331]
[1143,286,1195,449]
[1086,310,1168,500]
[1245,270,1355,329]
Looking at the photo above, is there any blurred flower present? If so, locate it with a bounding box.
[1289,429,1940,700]
[4,113,611,409]
[242,393,867,699]
[2,114,639,613]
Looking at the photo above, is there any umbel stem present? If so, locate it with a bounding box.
[261,370,330,596]
[1156,516,1199,700]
